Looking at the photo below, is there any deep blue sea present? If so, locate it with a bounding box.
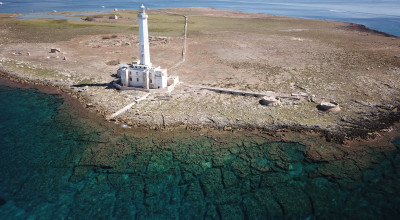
[0,0,399,37]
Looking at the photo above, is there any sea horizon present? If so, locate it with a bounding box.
[0,0,399,37]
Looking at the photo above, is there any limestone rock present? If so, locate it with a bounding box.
[254,189,283,217]
[317,101,341,112]
[200,168,223,196]
[273,183,312,218]
[222,170,237,188]
[260,96,281,106]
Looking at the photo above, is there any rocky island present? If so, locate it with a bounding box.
[0,7,399,140]
[1,6,400,219]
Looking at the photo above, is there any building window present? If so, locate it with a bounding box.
[150,79,152,83]
[129,77,132,81]
[137,78,139,82]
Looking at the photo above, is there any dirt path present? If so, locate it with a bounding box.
[170,15,188,70]
[109,93,149,119]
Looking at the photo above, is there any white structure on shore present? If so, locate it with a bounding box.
[117,5,177,90]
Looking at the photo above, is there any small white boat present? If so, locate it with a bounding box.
[101,6,105,8]
[0,2,4,5]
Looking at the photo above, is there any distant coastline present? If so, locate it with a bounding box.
[10,9,400,39]
[11,10,400,38]
[0,0,399,37]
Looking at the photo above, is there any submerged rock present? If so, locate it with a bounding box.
[253,188,283,218]
[0,198,6,206]
[217,204,244,219]
[200,168,223,197]
[273,183,312,218]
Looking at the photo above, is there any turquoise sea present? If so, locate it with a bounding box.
[1,0,399,37]
[0,79,400,218]
[1,0,400,218]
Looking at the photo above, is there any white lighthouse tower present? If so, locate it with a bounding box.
[138,4,151,66]
[116,5,179,91]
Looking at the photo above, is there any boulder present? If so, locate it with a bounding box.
[317,101,341,112]
[50,48,61,53]
[259,96,281,106]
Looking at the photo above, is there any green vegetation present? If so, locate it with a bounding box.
[83,14,116,20]
[1,10,324,43]
[147,14,185,36]
[3,61,58,78]
[0,11,186,43]
[186,16,318,37]
[18,19,92,28]
[77,78,96,85]
[7,18,124,43]
[102,34,118,39]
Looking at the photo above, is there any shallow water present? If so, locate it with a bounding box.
[0,81,400,219]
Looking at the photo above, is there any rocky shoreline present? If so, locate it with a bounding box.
[1,81,399,219]
[1,66,399,143]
